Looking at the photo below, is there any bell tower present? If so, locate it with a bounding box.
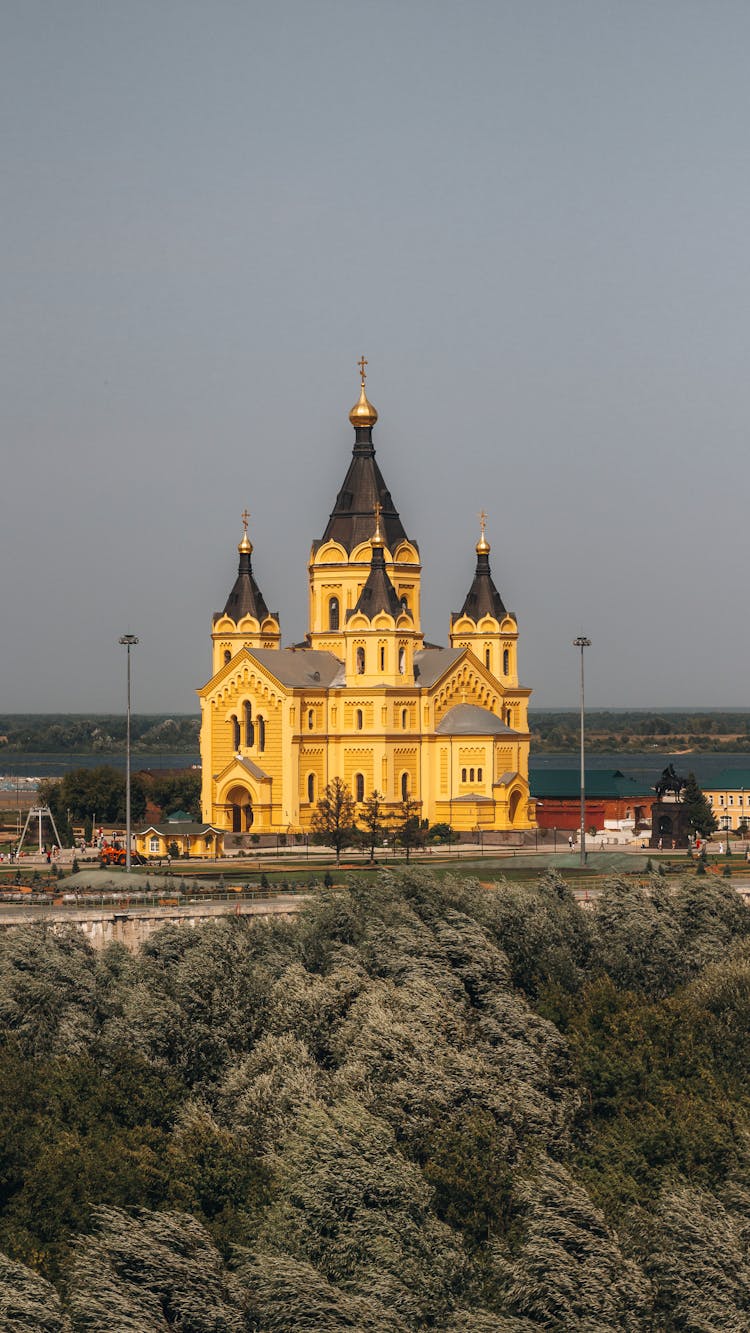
[308,360,421,653]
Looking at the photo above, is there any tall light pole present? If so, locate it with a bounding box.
[119,635,139,871]
[573,636,591,867]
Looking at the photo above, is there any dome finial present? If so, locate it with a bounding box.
[238,507,253,554]
[476,509,490,555]
[349,355,378,428]
[372,500,384,548]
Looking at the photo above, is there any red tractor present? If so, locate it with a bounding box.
[99,844,127,867]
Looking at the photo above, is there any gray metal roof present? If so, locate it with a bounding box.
[238,757,271,781]
[413,646,463,687]
[435,703,517,735]
[248,647,343,689]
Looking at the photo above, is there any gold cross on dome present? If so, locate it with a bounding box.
[479,509,487,540]
[358,355,368,384]
[374,500,382,523]
[241,509,250,534]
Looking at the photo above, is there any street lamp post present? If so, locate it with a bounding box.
[119,635,139,872]
[573,637,591,868]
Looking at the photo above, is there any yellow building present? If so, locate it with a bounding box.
[198,366,535,842]
[703,769,750,835]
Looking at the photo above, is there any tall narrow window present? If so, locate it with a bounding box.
[231,715,240,750]
[485,647,491,669]
[402,708,407,728]
[380,645,385,670]
[355,773,365,801]
[329,596,339,631]
[461,768,467,782]
[398,646,406,674]
[243,701,254,747]
[356,708,363,730]
[257,716,266,752]
[503,649,510,675]
[401,772,409,800]
[224,649,231,665]
[477,767,483,782]
[356,645,365,674]
[505,708,511,726]
[307,709,314,730]
[307,773,315,803]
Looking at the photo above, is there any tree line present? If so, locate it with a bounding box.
[36,767,202,842]
[0,715,200,754]
[0,866,749,1328]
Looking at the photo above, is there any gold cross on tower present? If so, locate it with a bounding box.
[358,355,368,384]
[241,508,250,534]
[479,509,487,541]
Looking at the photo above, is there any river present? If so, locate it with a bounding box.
[0,750,746,787]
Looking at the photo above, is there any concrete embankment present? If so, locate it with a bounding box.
[0,895,304,951]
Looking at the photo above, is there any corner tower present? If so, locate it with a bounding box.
[450,513,523,712]
[308,359,422,654]
[210,511,281,674]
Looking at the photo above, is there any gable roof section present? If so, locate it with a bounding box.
[249,647,343,689]
[413,646,464,687]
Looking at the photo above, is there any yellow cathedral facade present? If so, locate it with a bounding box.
[198,365,535,841]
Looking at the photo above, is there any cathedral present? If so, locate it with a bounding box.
[198,365,535,840]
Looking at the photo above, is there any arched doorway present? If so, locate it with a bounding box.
[226,785,253,832]
[508,789,522,824]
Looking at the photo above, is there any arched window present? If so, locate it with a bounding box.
[485,647,491,669]
[469,768,475,782]
[505,708,511,726]
[224,649,231,665]
[307,773,315,803]
[380,645,385,670]
[401,772,409,800]
[329,596,339,631]
[243,701,254,747]
[461,768,467,782]
[231,715,240,750]
[257,715,266,752]
[398,646,406,674]
[401,708,407,728]
[477,767,483,782]
[356,708,363,730]
[307,709,314,730]
[356,645,365,674]
[503,649,510,675]
[400,595,408,613]
[355,772,365,802]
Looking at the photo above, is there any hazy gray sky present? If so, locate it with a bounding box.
[3,1,749,713]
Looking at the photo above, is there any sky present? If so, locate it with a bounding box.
[2,0,749,714]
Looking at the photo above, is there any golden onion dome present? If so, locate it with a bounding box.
[349,355,378,428]
[476,510,490,555]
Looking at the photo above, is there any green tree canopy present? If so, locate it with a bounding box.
[358,790,389,862]
[310,778,356,865]
[681,771,718,837]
